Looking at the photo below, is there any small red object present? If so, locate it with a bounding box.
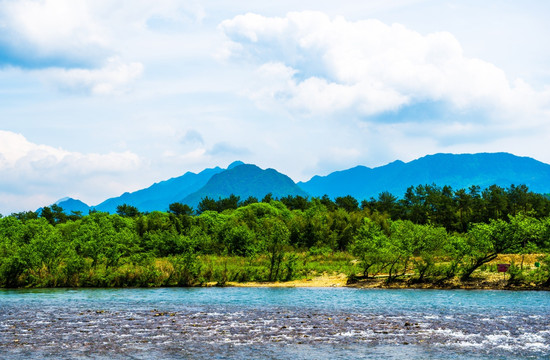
[497,264,510,273]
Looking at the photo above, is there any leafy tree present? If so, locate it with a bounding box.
[241,196,259,206]
[197,197,217,214]
[168,202,193,216]
[460,219,521,280]
[280,195,310,211]
[320,195,337,212]
[68,211,83,221]
[11,211,39,222]
[482,185,508,221]
[222,222,256,256]
[454,188,473,232]
[507,184,531,215]
[218,194,240,212]
[40,206,56,225]
[262,193,274,203]
[116,204,141,217]
[261,217,290,281]
[376,191,400,218]
[335,195,359,212]
[351,218,392,278]
[329,208,356,251]
[385,220,416,282]
[407,222,447,282]
[401,185,429,224]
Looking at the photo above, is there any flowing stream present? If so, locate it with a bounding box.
[1,287,549,359]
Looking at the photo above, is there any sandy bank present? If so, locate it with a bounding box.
[220,272,548,291]
[222,274,349,288]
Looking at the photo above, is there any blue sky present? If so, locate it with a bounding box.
[1,0,550,214]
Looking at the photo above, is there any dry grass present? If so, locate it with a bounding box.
[490,254,544,269]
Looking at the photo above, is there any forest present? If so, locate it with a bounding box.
[1,183,550,288]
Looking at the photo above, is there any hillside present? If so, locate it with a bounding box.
[181,163,308,208]
[299,153,550,200]
[92,165,227,213]
[54,198,91,214]
[48,153,550,214]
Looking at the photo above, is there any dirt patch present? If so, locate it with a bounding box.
[346,271,549,291]
[214,254,549,290]
[225,274,348,288]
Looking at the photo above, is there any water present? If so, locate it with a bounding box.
[1,287,549,359]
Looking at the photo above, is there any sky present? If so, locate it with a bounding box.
[1,0,550,214]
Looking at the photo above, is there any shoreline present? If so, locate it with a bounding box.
[221,273,550,291]
[1,274,548,291]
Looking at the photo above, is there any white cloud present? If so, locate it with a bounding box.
[0,0,206,67]
[41,56,144,95]
[0,130,142,213]
[0,0,207,94]
[0,130,141,176]
[220,11,550,121]
[0,0,109,68]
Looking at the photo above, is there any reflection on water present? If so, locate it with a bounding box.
[0,288,549,359]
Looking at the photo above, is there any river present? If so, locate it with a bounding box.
[1,287,549,359]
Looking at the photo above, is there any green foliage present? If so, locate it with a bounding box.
[116,204,141,217]
[261,217,290,281]
[2,186,550,288]
[351,218,391,278]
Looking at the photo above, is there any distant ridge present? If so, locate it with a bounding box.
[299,153,550,200]
[92,165,226,213]
[54,198,90,214]
[181,163,308,208]
[46,153,550,214]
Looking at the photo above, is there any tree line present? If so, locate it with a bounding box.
[1,184,550,288]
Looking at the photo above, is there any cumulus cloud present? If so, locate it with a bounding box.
[220,11,550,121]
[0,130,141,191]
[0,0,109,68]
[0,0,209,93]
[0,0,205,67]
[40,56,144,95]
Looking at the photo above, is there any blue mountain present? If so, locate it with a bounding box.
[92,164,228,213]
[48,153,550,214]
[299,153,550,200]
[53,197,91,214]
[181,163,308,208]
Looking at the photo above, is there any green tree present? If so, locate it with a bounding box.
[376,191,400,218]
[460,219,521,280]
[335,195,359,212]
[168,202,193,216]
[351,218,392,278]
[408,222,447,282]
[261,217,290,281]
[116,204,141,217]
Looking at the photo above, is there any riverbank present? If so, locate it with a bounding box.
[346,274,549,291]
[220,253,549,290]
[224,273,349,288]
[224,273,549,290]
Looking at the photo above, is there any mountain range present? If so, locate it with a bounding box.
[54,152,550,214]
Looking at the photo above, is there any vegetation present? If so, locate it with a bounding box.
[1,184,550,288]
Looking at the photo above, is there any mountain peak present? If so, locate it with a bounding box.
[55,197,71,204]
[51,198,90,214]
[300,152,550,200]
[181,163,307,207]
[228,160,245,169]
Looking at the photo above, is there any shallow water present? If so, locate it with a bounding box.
[1,287,549,359]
